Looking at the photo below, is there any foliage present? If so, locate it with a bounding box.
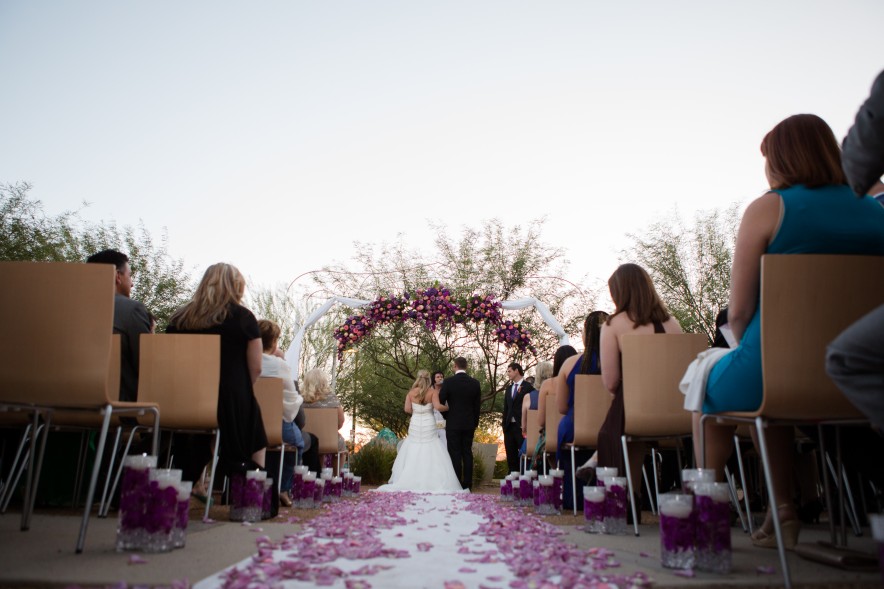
[0,182,193,330]
[493,460,509,479]
[308,219,595,435]
[623,206,739,343]
[349,440,397,485]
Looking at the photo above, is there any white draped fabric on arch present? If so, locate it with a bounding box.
[284,296,569,382]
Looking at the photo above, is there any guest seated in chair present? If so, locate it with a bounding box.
[301,368,348,471]
[695,114,884,548]
[257,319,319,506]
[520,361,550,460]
[599,265,682,520]
[167,263,268,500]
[554,311,608,511]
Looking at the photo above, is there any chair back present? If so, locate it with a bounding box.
[544,395,563,454]
[302,407,341,454]
[0,262,115,407]
[137,334,220,429]
[253,377,284,447]
[760,254,884,420]
[622,333,708,437]
[525,409,540,459]
[108,334,121,399]
[572,374,613,447]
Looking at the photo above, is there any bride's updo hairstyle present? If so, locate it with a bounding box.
[412,370,432,404]
[302,368,332,404]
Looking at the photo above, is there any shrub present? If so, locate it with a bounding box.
[350,442,397,484]
[493,460,509,479]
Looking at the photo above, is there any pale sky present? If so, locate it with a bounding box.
[2,1,883,300]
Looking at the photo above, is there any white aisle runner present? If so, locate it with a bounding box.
[195,492,651,589]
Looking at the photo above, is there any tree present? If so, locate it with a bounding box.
[0,181,193,330]
[303,219,596,437]
[623,206,739,343]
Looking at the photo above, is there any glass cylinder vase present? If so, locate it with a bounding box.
[116,454,157,551]
[693,482,731,573]
[659,493,696,570]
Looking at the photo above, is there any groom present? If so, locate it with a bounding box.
[439,357,482,490]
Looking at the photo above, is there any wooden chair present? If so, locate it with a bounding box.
[699,254,884,588]
[520,409,541,474]
[0,262,160,553]
[302,406,345,474]
[621,332,708,534]
[253,377,294,492]
[562,374,612,515]
[543,394,564,472]
[135,333,220,520]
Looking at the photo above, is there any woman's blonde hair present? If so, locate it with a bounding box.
[411,369,432,404]
[302,368,332,404]
[534,361,553,389]
[169,263,246,330]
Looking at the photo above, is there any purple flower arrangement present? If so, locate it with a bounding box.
[493,320,538,355]
[333,285,537,359]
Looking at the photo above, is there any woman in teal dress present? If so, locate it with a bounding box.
[696,114,884,548]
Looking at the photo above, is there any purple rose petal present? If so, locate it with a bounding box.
[673,569,695,578]
[756,564,776,575]
[127,554,148,565]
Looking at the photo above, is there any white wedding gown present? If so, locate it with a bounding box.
[377,403,467,493]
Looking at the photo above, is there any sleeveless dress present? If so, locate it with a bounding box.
[518,389,541,457]
[596,320,666,476]
[377,403,468,493]
[556,352,600,465]
[704,184,884,413]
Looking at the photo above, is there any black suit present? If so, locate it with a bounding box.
[502,380,534,472]
[439,371,482,490]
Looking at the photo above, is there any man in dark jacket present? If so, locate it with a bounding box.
[439,357,482,490]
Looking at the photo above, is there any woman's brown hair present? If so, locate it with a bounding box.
[607,263,671,327]
[257,319,281,352]
[761,114,846,189]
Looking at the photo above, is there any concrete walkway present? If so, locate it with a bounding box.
[0,488,881,588]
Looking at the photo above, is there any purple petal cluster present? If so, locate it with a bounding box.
[333,286,537,359]
[493,321,538,355]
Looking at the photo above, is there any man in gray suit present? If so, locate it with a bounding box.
[86,249,152,402]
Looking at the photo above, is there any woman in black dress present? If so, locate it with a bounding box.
[167,263,268,490]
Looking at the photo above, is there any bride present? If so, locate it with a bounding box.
[377,370,467,493]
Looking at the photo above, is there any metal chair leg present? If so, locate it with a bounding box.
[204,430,222,521]
[22,410,51,532]
[0,423,33,510]
[76,407,113,553]
[754,416,792,588]
[734,433,754,535]
[571,445,578,516]
[97,426,124,518]
[725,465,748,532]
[643,463,656,515]
[621,435,639,536]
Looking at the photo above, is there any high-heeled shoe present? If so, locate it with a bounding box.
[279,491,293,507]
[751,504,801,549]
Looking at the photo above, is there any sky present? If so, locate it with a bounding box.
[2,1,883,306]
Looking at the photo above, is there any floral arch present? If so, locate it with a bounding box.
[285,285,570,381]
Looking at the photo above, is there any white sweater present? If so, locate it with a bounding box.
[260,353,303,423]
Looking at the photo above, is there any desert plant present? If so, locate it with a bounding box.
[350,441,397,485]
[493,460,509,479]
[472,451,486,484]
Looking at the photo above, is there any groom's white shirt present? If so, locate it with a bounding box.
[455,370,466,374]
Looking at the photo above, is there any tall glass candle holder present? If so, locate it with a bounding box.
[293,465,308,501]
[583,485,606,533]
[320,471,333,503]
[313,478,325,504]
[681,468,714,494]
[342,472,354,497]
[693,482,731,573]
[595,467,618,486]
[532,479,541,508]
[116,454,157,551]
[550,469,564,512]
[659,493,696,570]
[518,475,532,506]
[299,473,316,508]
[144,468,181,553]
[502,475,514,502]
[602,476,628,535]
[231,470,266,522]
[535,476,554,515]
[351,475,362,495]
[871,514,884,583]
[172,481,192,549]
[329,476,342,502]
[262,478,274,520]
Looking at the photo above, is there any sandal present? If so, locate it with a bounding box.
[752,504,801,549]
